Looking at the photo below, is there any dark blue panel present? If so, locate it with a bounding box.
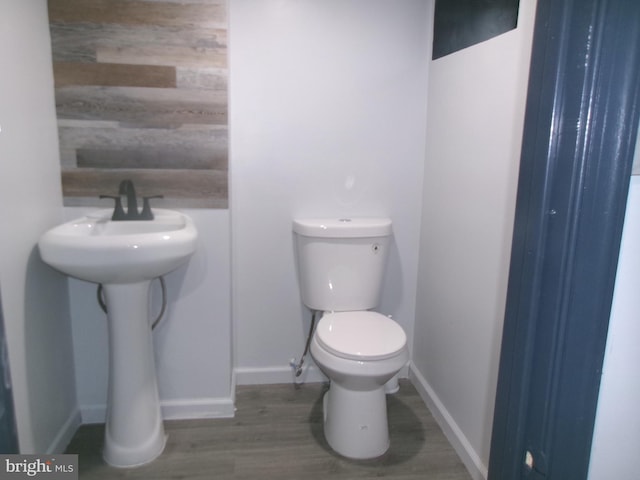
[433,0,520,59]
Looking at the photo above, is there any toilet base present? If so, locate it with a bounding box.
[322,383,389,459]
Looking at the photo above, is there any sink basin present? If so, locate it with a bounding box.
[38,208,197,284]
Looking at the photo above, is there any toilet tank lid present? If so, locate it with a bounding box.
[292,218,392,238]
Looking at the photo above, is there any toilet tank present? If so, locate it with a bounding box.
[293,218,392,312]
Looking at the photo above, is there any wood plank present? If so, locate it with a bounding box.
[48,0,226,29]
[76,147,227,170]
[136,0,227,4]
[57,122,227,167]
[57,122,227,149]
[176,67,227,91]
[49,23,97,63]
[54,62,177,88]
[96,45,227,69]
[61,168,228,203]
[63,196,226,209]
[55,86,227,126]
[49,23,227,64]
[57,121,227,146]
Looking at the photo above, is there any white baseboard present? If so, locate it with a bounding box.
[79,404,106,425]
[230,369,237,405]
[80,396,236,425]
[47,408,82,454]
[235,363,411,386]
[409,364,488,480]
[162,397,235,420]
[234,364,327,385]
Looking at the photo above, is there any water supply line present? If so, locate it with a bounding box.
[97,276,167,330]
[292,309,318,377]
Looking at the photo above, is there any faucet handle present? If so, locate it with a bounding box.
[99,195,126,220]
[140,195,164,220]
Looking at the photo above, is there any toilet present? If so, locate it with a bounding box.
[293,217,409,459]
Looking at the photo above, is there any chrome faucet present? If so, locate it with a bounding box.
[100,180,163,221]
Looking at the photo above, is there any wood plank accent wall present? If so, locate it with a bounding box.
[48,0,228,208]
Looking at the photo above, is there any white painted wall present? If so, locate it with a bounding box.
[66,208,234,422]
[588,174,640,476]
[229,0,430,384]
[0,1,78,453]
[411,1,538,479]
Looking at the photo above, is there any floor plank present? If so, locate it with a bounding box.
[65,380,472,479]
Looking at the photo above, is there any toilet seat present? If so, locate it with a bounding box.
[315,311,406,361]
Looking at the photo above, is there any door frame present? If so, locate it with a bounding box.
[488,0,640,478]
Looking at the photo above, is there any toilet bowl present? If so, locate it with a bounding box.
[310,311,408,459]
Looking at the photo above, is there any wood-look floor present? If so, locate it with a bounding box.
[65,380,471,479]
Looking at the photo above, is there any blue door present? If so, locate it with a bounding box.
[0,289,18,453]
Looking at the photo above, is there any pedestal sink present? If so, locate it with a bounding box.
[38,208,197,467]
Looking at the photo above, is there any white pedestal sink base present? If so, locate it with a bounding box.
[102,281,166,467]
[38,208,198,467]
